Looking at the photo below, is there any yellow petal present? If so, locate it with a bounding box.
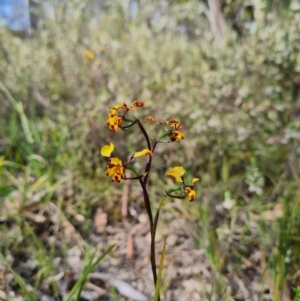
[106,165,118,176]
[192,178,199,184]
[101,143,114,157]
[170,130,185,142]
[133,149,153,158]
[170,166,185,175]
[109,108,118,117]
[106,116,123,132]
[112,103,128,110]
[112,173,123,182]
[165,166,185,183]
[184,187,196,202]
[112,166,125,182]
[108,157,122,166]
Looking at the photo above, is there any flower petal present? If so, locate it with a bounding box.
[192,178,199,184]
[184,187,196,202]
[101,143,114,157]
[112,165,126,182]
[109,108,118,117]
[170,130,185,142]
[166,118,179,125]
[133,149,153,158]
[106,165,119,176]
[166,119,183,132]
[130,101,145,108]
[113,173,123,182]
[112,103,128,110]
[166,166,185,182]
[108,157,122,166]
[171,166,185,175]
[145,116,160,124]
[106,116,123,132]
[105,157,125,182]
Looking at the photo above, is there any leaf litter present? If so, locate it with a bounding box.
[0,179,293,301]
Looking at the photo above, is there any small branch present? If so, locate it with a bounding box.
[135,119,160,299]
[121,119,137,130]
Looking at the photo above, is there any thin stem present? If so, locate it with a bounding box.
[136,119,151,150]
[144,140,158,185]
[138,178,158,290]
[136,119,161,299]
[138,178,153,231]
[121,118,138,130]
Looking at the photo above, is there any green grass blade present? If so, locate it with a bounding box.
[158,196,167,211]
[154,237,167,301]
[65,244,115,301]
[0,253,37,301]
[0,80,34,144]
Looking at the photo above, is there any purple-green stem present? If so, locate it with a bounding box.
[136,119,161,300]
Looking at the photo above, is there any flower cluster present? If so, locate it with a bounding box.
[166,119,185,142]
[165,166,199,201]
[101,143,126,182]
[106,101,144,132]
[145,117,185,142]
[101,142,152,182]
[101,101,198,202]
